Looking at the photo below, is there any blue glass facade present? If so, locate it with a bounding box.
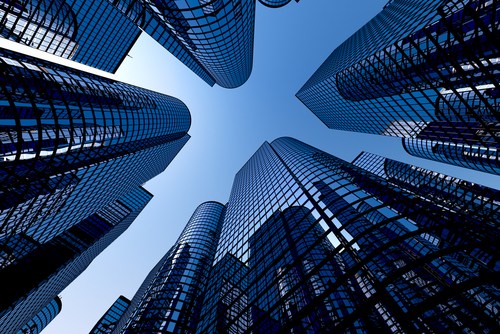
[0,47,190,333]
[0,47,190,250]
[0,186,153,334]
[109,0,255,88]
[0,0,141,73]
[90,296,131,334]
[297,0,500,175]
[193,137,500,333]
[107,137,500,332]
[118,201,226,333]
[17,296,62,334]
[258,0,294,8]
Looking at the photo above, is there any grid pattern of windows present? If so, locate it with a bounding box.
[17,296,62,334]
[0,47,190,254]
[0,0,141,73]
[0,0,78,58]
[90,296,131,334]
[0,186,152,334]
[109,0,254,88]
[194,137,500,333]
[297,0,500,175]
[120,202,226,334]
[258,0,293,8]
[0,47,190,333]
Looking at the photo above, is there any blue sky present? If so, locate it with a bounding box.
[13,0,498,332]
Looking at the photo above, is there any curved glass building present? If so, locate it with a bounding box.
[0,0,141,73]
[90,296,131,334]
[297,0,500,175]
[0,47,190,333]
[108,0,255,88]
[258,0,294,8]
[118,201,226,333]
[17,296,62,334]
[0,47,190,248]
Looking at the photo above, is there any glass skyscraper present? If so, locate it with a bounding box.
[297,0,500,175]
[0,0,141,73]
[108,0,255,88]
[90,296,131,334]
[0,47,191,333]
[1,186,153,334]
[0,0,256,87]
[105,137,500,333]
[112,201,226,333]
[17,296,62,334]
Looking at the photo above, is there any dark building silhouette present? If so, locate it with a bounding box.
[297,0,500,175]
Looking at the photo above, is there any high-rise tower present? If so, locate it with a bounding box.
[0,0,141,73]
[0,47,191,332]
[0,0,256,87]
[196,137,500,333]
[17,296,62,334]
[106,137,500,332]
[115,201,226,333]
[297,0,500,175]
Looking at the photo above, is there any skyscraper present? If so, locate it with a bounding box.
[17,296,62,334]
[0,0,141,73]
[296,0,500,175]
[258,0,296,8]
[200,137,500,332]
[0,47,191,332]
[107,137,500,333]
[0,0,256,87]
[1,186,153,334]
[90,296,131,334]
[115,201,226,333]
[108,0,255,88]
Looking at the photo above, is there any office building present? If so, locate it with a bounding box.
[110,137,500,332]
[0,0,255,87]
[258,0,296,8]
[297,0,500,175]
[109,0,255,88]
[198,137,500,332]
[0,47,190,332]
[17,297,62,334]
[0,0,141,73]
[1,186,153,334]
[114,201,226,333]
[90,296,131,334]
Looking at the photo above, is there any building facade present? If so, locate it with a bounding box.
[108,0,255,88]
[110,137,500,333]
[90,296,131,334]
[0,47,191,332]
[17,296,62,334]
[0,0,256,87]
[114,201,226,333]
[0,0,141,73]
[195,137,500,333]
[297,0,500,175]
[0,186,153,334]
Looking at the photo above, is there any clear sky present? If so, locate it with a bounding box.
[9,0,498,332]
